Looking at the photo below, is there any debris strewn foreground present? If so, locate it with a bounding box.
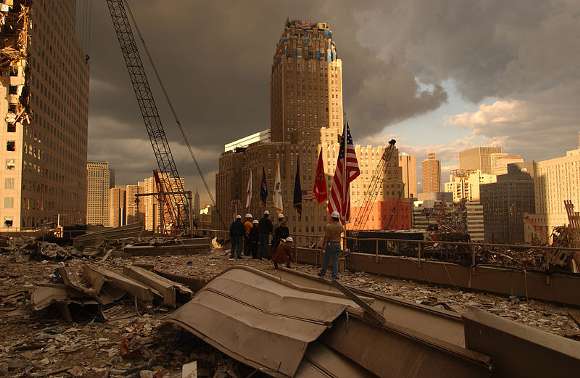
[1,238,579,377]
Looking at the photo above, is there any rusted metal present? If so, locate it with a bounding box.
[463,307,580,378]
[331,279,385,326]
[72,223,146,249]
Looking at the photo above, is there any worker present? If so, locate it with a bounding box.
[229,214,244,259]
[272,237,293,269]
[258,210,273,260]
[271,213,290,255]
[243,213,253,256]
[249,219,260,259]
[319,211,344,280]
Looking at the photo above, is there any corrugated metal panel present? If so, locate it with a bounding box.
[166,267,349,377]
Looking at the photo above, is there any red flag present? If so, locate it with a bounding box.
[328,123,360,222]
[313,149,327,203]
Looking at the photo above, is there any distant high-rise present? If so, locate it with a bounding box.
[444,169,497,203]
[194,190,200,217]
[489,153,524,176]
[422,153,441,193]
[459,146,503,174]
[109,186,126,228]
[0,1,89,231]
[399,153,417,198]
[86,162,112,226]
[125,184,143,225]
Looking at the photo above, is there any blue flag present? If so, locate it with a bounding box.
[260,167,268,205]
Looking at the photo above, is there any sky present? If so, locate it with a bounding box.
[82,0,580,202]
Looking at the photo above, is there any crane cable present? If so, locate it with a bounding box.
[123,0,226,230]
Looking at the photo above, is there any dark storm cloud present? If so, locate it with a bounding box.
[87,0,580,199]
[87,0,447,196]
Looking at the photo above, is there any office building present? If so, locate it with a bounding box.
[86,161,113,226]
[125,184,143,225]
[459,146,503,174]
[466,201,484,242]
[532,137,580,239]
[444,170,497,203]
[0,1,89,231]
[490,153,524,176]
[399,153,417,198]
[480,163,535,243]
[421,153,441,193]
[109,186,126,228]
[138,174,185,233]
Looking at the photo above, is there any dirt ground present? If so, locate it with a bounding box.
[0,250,578,377]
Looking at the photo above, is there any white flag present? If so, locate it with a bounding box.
[273,159,283,213]
[245,169,252,209]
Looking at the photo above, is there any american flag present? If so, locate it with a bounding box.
[328,122,360,222]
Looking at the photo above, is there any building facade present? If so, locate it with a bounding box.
[86,161,112,226]
[399,153,417,199]
[216,20,411,244]
[533,141,580,239]
[125,184,143,225]
[490,152,524,176]
[421,152,440,193]
[444,169,497,203]
[466,201,484,242]
[109,186,126,228]
[0,1,89,231]
[459,146,503,174]
[480,163,535,243]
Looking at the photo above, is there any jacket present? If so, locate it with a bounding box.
[229,220,245,238]
[258,216,273,235]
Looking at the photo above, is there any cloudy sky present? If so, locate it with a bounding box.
[83,0,580,201]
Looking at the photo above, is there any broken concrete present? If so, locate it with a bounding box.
[124,265,193,307]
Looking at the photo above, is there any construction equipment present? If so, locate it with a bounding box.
[105,0,191,234]
[353,139,397,229]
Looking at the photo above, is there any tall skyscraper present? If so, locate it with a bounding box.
[86,162,113,226]
[444,170,497,202]
[422,153,441,193]
[271,20,342,146]
[0,1,89,231]
[459,146,503,174]
[399,153,417,198]
[125,184,143,225]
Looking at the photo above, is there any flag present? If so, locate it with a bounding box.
[260,167,268,206]
[328,122,360,222]
[293,157,302,218]
[273,159,283,213]
[245,169,252,209]
[313,149,327,203]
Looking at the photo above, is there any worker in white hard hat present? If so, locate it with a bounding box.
[271,213,289,255]
[272,236,294,269]
[243,213,253,257]
[319,211,344,280]
[249,219,260,258]
[258,210,273,259]
[229,215,244,259]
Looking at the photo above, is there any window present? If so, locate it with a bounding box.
[5,178,14,190]
[4,197,14,209]
[5,159,15,170]
[4,217,13,227]
[7,123,16,132]
[6,141,15,151]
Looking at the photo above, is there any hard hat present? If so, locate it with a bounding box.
[252,219,259,224]
[245,213,252,218]
[285,236,293,243]
[264,210,270,215]
[236,214,242,219]
[331,211,340,219]
[278,213,285,219]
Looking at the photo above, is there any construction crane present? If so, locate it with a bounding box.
[352,139,397,229]
[105,0,190,234]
